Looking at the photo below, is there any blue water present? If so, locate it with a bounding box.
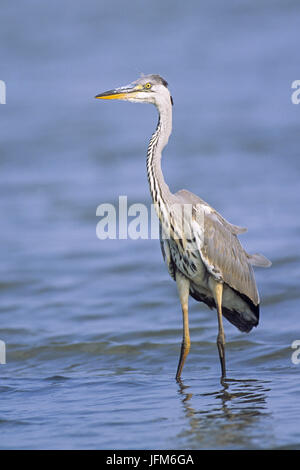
[0,0,300,449]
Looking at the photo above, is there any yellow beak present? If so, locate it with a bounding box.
[95,83,142,100]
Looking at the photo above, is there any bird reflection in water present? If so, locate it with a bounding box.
[176,376,271,448]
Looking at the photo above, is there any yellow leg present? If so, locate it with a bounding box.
[212,280,226,377]
[175,272,190,381]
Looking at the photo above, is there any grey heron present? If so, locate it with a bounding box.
[95,74,271,380]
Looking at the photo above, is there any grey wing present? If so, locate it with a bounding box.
[176,189,248,236]
[193,210,260,305]
[159,222,176,280]
[176,189,271,305]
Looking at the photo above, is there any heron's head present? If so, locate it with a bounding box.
[95,74,173,109]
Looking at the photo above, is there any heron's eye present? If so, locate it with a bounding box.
[145,83,152,89]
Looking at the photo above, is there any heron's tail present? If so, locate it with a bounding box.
[222,304,259,333]
[222,288,259,333]
[190,286,259,333]
[247,253,272,268]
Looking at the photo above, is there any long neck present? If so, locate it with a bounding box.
[146,101,174,218]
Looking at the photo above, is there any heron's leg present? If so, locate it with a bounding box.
[212,280,226,377]
[175,272,190,381]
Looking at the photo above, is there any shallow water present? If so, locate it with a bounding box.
[0,0,300,449]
